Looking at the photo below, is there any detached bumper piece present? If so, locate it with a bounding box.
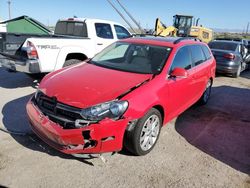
[0,53,40,73]
[27,93,129,154]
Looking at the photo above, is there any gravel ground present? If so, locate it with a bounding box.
[0,66,249,188]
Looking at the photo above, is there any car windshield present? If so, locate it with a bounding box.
[208,41,238,51]
[90,42,172,74]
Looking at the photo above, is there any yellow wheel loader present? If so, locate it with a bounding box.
[155,14,213,43]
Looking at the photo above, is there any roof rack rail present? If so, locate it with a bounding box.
[131,33,166,38]
[173,37,201,44]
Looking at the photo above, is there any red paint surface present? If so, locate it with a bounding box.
[27,37,216,154]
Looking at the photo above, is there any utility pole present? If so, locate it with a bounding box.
[7,0,11,19]
[246,22,249,35]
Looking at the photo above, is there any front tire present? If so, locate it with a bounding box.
[124,108,162,156]
[63,59,82,67]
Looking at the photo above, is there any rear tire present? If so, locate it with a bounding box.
[232,64,241,78]
[63,59,82,67]
[199,79,212,105]
[7,68,16,72]
[26,73,46,80]
[124,108,162,156]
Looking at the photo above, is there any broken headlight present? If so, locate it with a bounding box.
[80,100,128,121]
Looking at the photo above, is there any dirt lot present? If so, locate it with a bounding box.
[0,66,249,188]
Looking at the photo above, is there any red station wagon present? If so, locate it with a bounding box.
[27,37,216,156]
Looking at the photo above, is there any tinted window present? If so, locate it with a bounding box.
[201,45,211,60]
[67,22,74,35]
[114,25,131,39]
[54,21,88,37]
[208,41,238,51]
[190,45,206,66]
[55,22,66,34]
[170,46,191,72]
[95,23,113,39]
[74,22,88,37]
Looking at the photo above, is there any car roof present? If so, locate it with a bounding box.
[121,36,203,47]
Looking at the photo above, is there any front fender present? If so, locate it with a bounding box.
[122,78,167,124]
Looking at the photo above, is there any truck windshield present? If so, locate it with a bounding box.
[208,42,238,51]
[54,21,88,37]
[90,42,172,74]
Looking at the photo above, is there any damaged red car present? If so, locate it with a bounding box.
[27,37,216,156]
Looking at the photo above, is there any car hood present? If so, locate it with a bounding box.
[39,63,152,108]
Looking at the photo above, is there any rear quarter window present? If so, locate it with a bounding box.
[201,45,212,60]
[190,45,206,66]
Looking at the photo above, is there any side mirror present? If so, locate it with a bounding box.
[170,67,188,78]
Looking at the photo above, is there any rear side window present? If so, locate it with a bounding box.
[170,46,191,72]
[201,45,211,60]
[114,25,131,39]
[190,45,206,66]
[54,21,88,37]
[95,23,114,39]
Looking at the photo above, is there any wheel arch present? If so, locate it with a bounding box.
[54,46,90,70]
[152,105,165,125]
[65,53,88,61]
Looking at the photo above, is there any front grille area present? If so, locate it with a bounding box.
[33,91,82,129]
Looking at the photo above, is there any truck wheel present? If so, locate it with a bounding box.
[25,73,45,80]
[7,68,16,72]
[199,79,212,105]
[63,59,82,67]
[124,108,162,156]
[232,64,241,78]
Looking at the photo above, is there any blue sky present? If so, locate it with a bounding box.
[0,0,249,30]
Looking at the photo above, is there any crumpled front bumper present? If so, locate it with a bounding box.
[26,100,129,154]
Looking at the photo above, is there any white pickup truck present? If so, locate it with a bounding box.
[0,18,131,74]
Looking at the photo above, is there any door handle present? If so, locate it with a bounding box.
[97,43,103,45]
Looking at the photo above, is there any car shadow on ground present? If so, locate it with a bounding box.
[1,94,95,166]
[2,86,250,168]
[0,67,40,89]
[175,85,250,174]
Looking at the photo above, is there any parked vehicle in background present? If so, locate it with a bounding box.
[208,40,249,77]
[0,18,131,75]
[247,40,250,52]
[0,23,7,32]
[27,37,216,156]
[0,16,52,56]
[214,38,250,61]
